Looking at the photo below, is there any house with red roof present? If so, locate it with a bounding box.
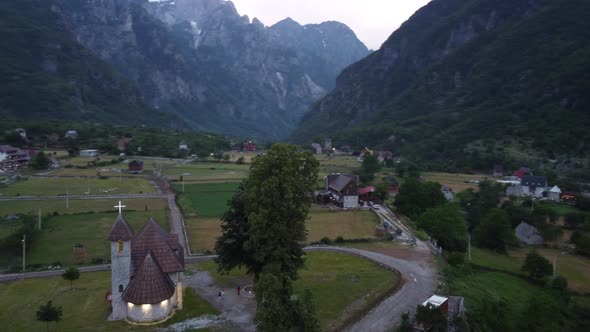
[107,209,184,323]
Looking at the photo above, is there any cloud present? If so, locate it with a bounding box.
[231,0,432,49]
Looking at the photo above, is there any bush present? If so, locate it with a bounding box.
[319,237,332,245]
[335,236,345,243]
[447,252,465,266]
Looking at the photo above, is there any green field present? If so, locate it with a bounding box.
[471,247,590,293]
[450,270,566,331]
[197,251,399,330]
[185,206,381,253]
[0,198,167,217]
[0,272,218,332]
[0,177,157,196]
[422,172,489,192]
[306,207,380,242]
[165,162,250,183]
[2,210,169,267]
[176,182,240,218]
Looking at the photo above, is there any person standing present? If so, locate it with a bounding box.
[237,285,241,295]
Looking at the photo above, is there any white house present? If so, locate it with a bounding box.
[549,186,562,202]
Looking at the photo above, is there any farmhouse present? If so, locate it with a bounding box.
[80,149,100,157]
[65,130,78,139]
[128,160,144,174]
[107,208,184,323]
[311,143,322,154]
[0,145,31,170]
[358,186,376,202]
[549,185,562,202]
[324,173,359,208]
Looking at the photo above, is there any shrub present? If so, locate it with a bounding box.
[335,236,345,243]
[319,237,332,245]
[447,252,465,266]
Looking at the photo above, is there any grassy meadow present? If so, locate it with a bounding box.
[421,172,490,192]
[0,177,157,197]
[0,272,218,332]
[197,251,399,330]
[2,210,169,267]
[471,247,590,293]
[0,198,167,217]
[165,163,249,183]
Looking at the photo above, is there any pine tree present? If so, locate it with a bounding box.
[36,301,63,332]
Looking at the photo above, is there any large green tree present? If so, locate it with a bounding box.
[473,209,516,252]
[215,144,320,331]
[418,204,468,252]
[394,179,446,219]
[30,151,50,170]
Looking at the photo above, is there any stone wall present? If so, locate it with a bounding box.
[111,240,131,320]
[127,300,172,323]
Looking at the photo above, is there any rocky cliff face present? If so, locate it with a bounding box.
[43,0,369,139]
[292,0,590,169]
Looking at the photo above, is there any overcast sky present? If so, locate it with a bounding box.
[231,0,432,49]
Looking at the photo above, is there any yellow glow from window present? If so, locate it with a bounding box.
[127,303,134,308]
[161,299,168,306]
[141,304,151,312]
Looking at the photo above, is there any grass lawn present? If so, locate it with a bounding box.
[0,272,218,332]
[165,163,250,183]
[0,177,157,197]
[422,172,490,192]
[450,270,558,331]
[21,210,168,267]
[306,207,380,243]
[175,182,239,218]
[538,201,583,216]
[0,198,167,217]
[471,247,590,293]
[197,251,399,331]
[185,207,380,253]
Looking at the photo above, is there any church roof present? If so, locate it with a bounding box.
[131,218,184,275]
[106,214,135,241]
[122,252,176,304]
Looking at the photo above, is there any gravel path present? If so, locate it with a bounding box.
[153,175,188,255]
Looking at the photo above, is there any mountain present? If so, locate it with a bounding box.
[0,0,181,128]
[292,0,590,171]
[0,0,369,139]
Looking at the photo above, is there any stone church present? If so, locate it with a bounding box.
[106,206,184,323]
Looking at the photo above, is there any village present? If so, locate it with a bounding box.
[0,129,589,332]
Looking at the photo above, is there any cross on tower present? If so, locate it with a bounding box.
[114,201,126,214]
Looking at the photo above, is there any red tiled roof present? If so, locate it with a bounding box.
[106,214,135,241]
[131,218,184,275]
[358,186,376,196]
[122,252,176,304]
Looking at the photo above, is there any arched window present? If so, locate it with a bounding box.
[119,284,124,293]
[117,240,123,255]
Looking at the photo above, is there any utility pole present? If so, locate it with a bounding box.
[22,234,26,274]
[468,233,472,262]
[38,208,41,230]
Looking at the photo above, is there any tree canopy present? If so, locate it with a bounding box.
[394,179,446,219]
[473,209,516,252]
[36,300,63,331]
[419,204,468,252]
[61,267,80,289]
[522,251,553,281]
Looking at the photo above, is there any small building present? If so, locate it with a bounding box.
[128,160,144,174]
[324,138,332,151]
[179,141,189,151]
[513,167,531,179]
[515,222,544,245]
[65,130,78,139]
[493,164,503,177]
[80,149,100,157]
[324,174,359,208]
[521,176,547,196]
[549,185,561,202]
[0,145,31,170]
[358,186,376,202]
[422,295,449,314]
[243,141,256,152]
[441,185,455,201]
[311,143,322,154]
[340,145,351,153]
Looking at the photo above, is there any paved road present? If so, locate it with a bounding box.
[0,246,435,332]
[0,193,166,201]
